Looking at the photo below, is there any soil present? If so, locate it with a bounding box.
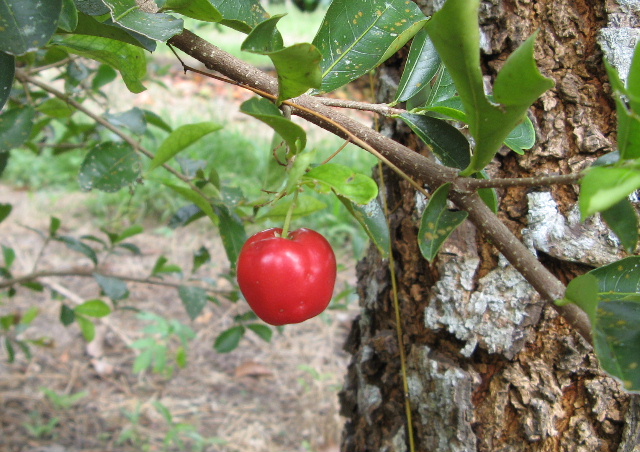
[0,182,355,452]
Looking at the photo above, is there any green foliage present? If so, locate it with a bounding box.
[0,0,63,55]
[312,0,427,93]
[418,183,468,262]
[240,97,307,153]
[559,257,640,392]
[425,0,554,176]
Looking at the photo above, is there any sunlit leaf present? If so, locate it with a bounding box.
[240,97,306,153]
[210,0,269,33]
[75,299,112,317]
[148,122,222,172]
[161,0,223,23]
[579,166,640,218]
[303,163,378,205]
[101,0,183,42]
[313,0,427,93]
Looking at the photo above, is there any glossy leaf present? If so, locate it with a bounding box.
[78,142,141,192]
[52,34,147,93]
[303,163,378,205]
[241,14,285,52]
[601,198,638,253]
[178,285,208,320]
[75,299,112,318]
[312,0,427,93]
[579,166,640,218]
[418,183,468,262]
[214,325,245,353]
[338,195,390,257]
[210,0,269,33]
[161,0,223,23]
[213,203,247,269]
[0,52,14,110]
[148,122,222,172]
[394,26,440,104]
[560,258,640,392]
[240,97,306,153]
[0,0,62,55]
[398,113,470,170]
[425,0,553,175]
[0,107,35,152]
[70,12,155,51]
[94,273,129,301]
[101,0,183,42]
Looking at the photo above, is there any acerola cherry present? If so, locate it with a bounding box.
[236,227,337,326]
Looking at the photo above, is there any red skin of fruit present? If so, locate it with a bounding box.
[236,227,337,326]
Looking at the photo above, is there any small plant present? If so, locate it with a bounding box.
[153,401,226,452]
[117,403,150,451]
[130,312,196,377]
[41,387,88,410]
[22,411,59,439]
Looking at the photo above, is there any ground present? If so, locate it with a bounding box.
[0,183,354,452]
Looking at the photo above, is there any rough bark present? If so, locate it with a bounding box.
[340,1,640,451]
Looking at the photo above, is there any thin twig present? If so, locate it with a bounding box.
[454,172,582,191]
[0,268,232,297]
[313,96,405,116]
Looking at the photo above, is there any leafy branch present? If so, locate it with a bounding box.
[167,30,593,343]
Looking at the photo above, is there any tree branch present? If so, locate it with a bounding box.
[167,30,592,343]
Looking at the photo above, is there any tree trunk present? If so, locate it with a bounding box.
[339,1,640,451]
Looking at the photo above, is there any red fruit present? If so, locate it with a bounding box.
[236,227,337,326]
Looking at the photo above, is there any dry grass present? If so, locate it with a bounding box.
[0,182,356,452]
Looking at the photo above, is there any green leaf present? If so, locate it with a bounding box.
[78,142,141,192]
[70,12,155,51]
[55,236,98,264]
[0,0,62,55]
[192,246,211,273]
[398,113,470,170]
[49,217,61,236]
[475,171,499,213]
[425,0,554,175]
[161,0,223,23]
[258,194,327,220]
[20,307,39,325]
[601,198,638,253]
[178,285,208,320]
[2,244,15,268]
[214,325,245,353]
[313,0,427,93]
[561,259,640,392]
[75,315,96,341]
[338,195,390,257]
[213,203,247,269]
[242,16,322,103]
[303,163,378,205]
[241,14,285,53]
[37,98,75,119]
[247,323,272,342]
[394,26,440,104]
[240,97,307,154]
[59,0,79,32]
[75,299,112,317]
[0,106,35,152]
[579,166,640,218]
[113,224,144,243]
[503,117,536,154]
[105,107,147,135]
[0,52,15,110]
[209,0,269,33]
[60,304,75,326]
[75,0,109,16]
[93,273,129,301]
[163,182,218,226]
[51,34,147,93]
[0,203,11,224]
[101,0,183,42]
[148,122,222,172]
[418,183,468,262]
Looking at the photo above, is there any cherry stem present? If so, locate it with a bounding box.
[281,189,299,239]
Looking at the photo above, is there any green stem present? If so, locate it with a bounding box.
[280,189,299,239]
